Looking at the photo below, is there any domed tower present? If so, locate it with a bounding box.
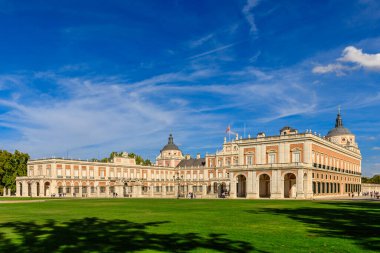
[326,109,359,153]
[156,134,184,167]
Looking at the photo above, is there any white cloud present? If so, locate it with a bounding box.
[242,0,260,33]
[339,46,380,70]
[372,147,380,150]
[312,46,380,74]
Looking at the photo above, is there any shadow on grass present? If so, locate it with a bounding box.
[247,201,380,251]
[0,217,255,252]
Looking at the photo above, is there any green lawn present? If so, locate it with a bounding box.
[0,198,379,252]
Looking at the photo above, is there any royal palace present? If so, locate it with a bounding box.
[15,111,362,199]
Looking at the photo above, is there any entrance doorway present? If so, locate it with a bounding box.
[284,173,296,198]
[259,174,271,198]
[236,175,247,197]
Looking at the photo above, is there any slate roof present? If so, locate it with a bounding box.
[176,158,206,168]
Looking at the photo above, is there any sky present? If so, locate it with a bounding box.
[0,0,379,176]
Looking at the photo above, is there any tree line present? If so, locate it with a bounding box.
[0,150,29,195]
[90,151,152,165]
[362,175,380,184]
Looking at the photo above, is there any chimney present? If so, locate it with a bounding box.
[196,153,201,159]
[185,154,191,160]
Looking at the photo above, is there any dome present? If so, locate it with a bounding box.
[326,111,353,137]
[161,134,180,152]
[326,126,352,137]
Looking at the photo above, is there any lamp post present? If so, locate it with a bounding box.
[173,172,183,199]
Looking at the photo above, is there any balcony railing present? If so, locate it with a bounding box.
[230,162,307,170]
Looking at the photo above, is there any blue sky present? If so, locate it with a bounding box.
[0,0,379,176]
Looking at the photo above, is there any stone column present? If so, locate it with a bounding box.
[251,171,258,198]
[162,184,166,197]
[270,170,281,199]
[305,169,313,199]
[39,180,43,197]
[296,169,305,199]
[246,171,254,199]
[96,185,100,197]
[16,183,20,197]
[202,184,207,198]
[229,173,236,198]
[79,186,83,197]
[31,182,37,197]
[150,185,154,197]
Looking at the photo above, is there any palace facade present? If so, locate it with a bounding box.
[15,112,362,199]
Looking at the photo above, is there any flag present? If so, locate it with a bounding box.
[225,125,230,133]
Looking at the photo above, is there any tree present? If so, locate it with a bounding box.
[0,150,29,194]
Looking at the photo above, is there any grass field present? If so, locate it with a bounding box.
[0,198,379,252]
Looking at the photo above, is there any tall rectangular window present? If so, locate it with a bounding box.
[246,155,253,165]
[293,152,300,163]
[269,153,276,164]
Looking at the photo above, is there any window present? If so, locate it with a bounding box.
[268,153,276,164]
[89,170,94,178]
[82,170,87,177]
[100,186,105,193]
[292,152,300,163]
[210,173,214,179]
[246,155,253,165]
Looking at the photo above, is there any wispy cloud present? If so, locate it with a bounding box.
[0,62,322,159]
[188,33,214,48]
[312,63,359,75]
[242,0,260,34]
[187,41,242,60]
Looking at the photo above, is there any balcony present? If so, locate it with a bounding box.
[230,162,308,171]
